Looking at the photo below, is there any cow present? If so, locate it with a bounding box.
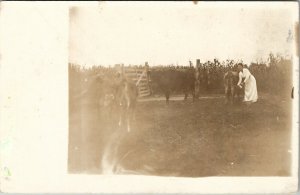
[115,76,138,132]
[150,67,195,104]
[74,72,138,132]
[224,70,243,104]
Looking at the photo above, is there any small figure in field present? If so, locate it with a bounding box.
[237,63,258,103]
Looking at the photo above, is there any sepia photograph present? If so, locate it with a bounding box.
[0,1,298,194]
[68,2,297,177]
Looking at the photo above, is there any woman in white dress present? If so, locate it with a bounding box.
[237,64,258,103]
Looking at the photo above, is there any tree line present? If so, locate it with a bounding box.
[69,53,293,97]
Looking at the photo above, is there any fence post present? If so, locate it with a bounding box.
[195,59,201,99]
[145,62,153,95]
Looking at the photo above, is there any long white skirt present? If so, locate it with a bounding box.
[244,75,258,102]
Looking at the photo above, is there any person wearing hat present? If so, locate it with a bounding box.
[237,63,258,103]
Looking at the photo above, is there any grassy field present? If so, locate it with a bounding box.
[68,94,292,177]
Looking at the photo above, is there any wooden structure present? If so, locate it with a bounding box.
[117,62,152,98]
[194,59,201,99]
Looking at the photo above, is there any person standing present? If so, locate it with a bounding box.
[237,63,258,103]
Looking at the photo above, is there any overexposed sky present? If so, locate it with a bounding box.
[69,2,297,67]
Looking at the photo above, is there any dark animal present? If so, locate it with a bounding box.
[224,71,242,104]
[150,68,195,104]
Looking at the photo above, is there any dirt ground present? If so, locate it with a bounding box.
[68,94,292,177]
